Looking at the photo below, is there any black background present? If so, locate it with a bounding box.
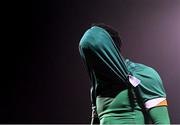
[5,0,180,123]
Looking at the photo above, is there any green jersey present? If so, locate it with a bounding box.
[126,59,167,107]
[125,60,170,124]
[79,26,170,124]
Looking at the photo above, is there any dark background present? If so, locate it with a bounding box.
[7,0,180,123]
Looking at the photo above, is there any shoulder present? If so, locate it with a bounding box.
[126,59,162,83]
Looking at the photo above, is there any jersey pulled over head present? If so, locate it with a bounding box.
[79,25,129,84]
[79,24,167,109]
[79,24,169,124]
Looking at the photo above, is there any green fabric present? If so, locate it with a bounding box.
[79,26,145,124]
[100,110,145,124]
[96,89,145,124]
[149,106,170,124]
[79,26,129,83]
[126,59,166,103]
[79,26,169,124]
[126,60,170,124]
[79,26,131,106]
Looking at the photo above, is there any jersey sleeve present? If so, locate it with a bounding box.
[134,66,168,109]
[133,66,170,124]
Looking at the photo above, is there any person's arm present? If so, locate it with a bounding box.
[145,99,170,124]
[90,86,100,125]
[91,106,100,125]
[133,66,171,124]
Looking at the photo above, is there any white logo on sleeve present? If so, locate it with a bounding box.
[128,75,141,87]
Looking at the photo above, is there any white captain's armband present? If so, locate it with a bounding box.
[145,97,168,109]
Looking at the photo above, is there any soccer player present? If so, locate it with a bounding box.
[79,23,170,124]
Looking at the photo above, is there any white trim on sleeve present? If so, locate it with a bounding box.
[145,97,166,109]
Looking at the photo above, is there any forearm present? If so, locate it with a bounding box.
[91,106,100,125]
